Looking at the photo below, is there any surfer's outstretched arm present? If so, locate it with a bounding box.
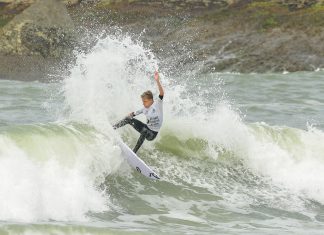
[154,71,164,97]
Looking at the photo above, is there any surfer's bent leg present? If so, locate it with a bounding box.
[145,130,158,141]
[114,117,158,153]
[129,118,146,134]
[133,127,158,153]
[133,129,147,153]
[114,117,149,134]
[113,116,131,129]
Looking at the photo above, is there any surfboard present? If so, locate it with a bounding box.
[118,140,160,180]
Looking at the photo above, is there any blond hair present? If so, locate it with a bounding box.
[141,90,153,100]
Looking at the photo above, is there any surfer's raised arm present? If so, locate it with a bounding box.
[154,71,164,98]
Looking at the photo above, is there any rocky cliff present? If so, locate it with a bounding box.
[0,0,78,80]
[0,0,76,57]
[1,0,324,80]
[79,0,324,73]
[96,0,323,9]
[96,0,233,9]
[0,0,80,6]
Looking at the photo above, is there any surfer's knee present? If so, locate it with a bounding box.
[145,130,158,141]
[141,128,148,136]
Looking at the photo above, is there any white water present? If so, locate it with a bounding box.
[0,128,118,222]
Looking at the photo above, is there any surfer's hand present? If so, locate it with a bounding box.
[128,112,135,118]
[154,71,159,81]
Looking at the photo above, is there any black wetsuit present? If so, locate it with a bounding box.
[113,117,158,153]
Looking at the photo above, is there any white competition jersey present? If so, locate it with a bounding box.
[134,96,163,132]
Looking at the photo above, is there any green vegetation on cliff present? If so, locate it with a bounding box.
[0,16,12,27]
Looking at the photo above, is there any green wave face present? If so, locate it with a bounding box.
[0,123,124,222]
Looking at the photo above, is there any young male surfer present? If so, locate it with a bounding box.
[113,71,164,153]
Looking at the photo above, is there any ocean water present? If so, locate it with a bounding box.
[0,35,324,235]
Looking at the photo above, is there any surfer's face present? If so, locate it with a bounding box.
[142,98,153,108]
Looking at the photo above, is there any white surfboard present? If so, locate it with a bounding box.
[118,140,160,180]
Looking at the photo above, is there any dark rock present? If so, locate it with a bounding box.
[0,0,76,57]
[20,23,76,58]
[281,0,318,10]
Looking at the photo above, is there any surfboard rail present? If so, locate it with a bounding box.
[118,140,160,180]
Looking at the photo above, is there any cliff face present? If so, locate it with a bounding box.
[0,0,76,57]
[0,0,77,80]
[84,0,324,73]
[1,0,324,80]
[96,0,323,9]
[96,0,234,9]
[0,0,80,6]
[0,0,80,28]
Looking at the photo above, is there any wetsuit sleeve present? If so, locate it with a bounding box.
[134,108,144,116]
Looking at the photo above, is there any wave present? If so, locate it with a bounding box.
[1,113,324,223]
[2,34,324,225]
[0,123,123,222]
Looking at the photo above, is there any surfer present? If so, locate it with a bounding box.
[113,71,164,153]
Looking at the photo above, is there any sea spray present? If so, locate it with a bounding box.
[63,35,160,127]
